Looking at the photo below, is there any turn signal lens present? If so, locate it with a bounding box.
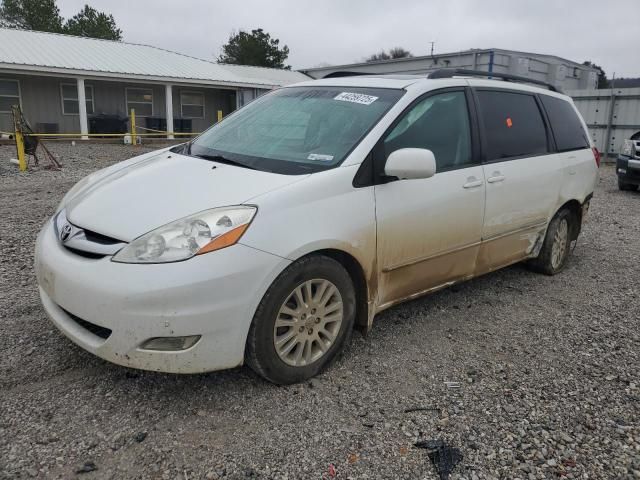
[197,223,250,254]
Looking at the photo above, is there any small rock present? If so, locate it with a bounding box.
[75,461,97,474]
[559,432,573,443]
[133,431,147,443]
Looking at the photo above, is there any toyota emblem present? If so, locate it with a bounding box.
[60,223,73,242]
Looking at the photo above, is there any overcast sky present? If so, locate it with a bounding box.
[58,0,638,77]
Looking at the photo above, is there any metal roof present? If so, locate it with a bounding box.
[292,75,423,89]
[301,47,594,73]
[0,28,309,88]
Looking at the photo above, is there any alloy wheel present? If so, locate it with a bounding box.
[273,279,344,367]
[551,218,569,269]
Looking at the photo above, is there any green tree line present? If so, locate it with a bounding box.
[0,0,122,40]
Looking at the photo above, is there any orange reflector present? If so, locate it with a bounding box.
[506,117,513,128]
[197,223,250,254]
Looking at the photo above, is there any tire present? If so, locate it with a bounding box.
[618,179,638,191]
[245,255,356,385]
[527,209,575,276]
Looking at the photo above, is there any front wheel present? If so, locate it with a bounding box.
[527,209,575,275]
[245,255,356,384]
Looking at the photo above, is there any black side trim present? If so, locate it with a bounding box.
[352,153,375,188]
[533,93,557,154]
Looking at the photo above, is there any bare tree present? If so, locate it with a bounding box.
[365,47,412,63]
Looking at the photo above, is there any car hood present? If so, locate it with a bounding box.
[65,150,307,242]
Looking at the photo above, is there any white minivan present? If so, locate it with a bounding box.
[35,70,599,384]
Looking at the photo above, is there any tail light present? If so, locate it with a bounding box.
[592,147,601,168]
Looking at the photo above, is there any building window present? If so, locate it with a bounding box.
[126,88,153,117]
[180,91,204,118]
[61,83,94,115]
[0,79,20,113]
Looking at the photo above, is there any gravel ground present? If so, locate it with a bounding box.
[1,143,639,480]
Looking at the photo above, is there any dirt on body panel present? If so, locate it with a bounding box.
[474,226,546,276]
[372,223,546,315]
[376,244,479,310]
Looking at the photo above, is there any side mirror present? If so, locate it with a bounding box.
[384,148,436,180]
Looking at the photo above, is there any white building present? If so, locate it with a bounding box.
[302,48,599,91]
[0,28,309,137]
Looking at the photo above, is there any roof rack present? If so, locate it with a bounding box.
[428,68,561,93]
[323,71,376,79]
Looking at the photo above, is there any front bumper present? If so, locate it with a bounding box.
[35,220,290,373]
[617,156,640,186]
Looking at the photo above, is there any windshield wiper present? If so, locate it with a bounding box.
[191,153,257,170]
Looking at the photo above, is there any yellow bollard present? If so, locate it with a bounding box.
[217,110,223,123]
[15,130,27,172]
[130,108,137,146]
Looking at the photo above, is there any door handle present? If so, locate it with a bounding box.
[463,177,483,189]
[487,174,505,183]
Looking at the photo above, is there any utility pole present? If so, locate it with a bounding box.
[429,41,435,56]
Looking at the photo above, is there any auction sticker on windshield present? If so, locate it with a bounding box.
[334,92,379,105]
[307,153,334,162]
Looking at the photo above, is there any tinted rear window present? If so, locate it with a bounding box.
[540,95,590,152]
[476,90,548,161]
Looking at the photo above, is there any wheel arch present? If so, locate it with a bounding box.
[296,248,372,331]
[556,198,584,239]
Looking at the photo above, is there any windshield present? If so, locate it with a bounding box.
[189,86,404,174]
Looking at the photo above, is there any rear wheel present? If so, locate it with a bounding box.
[618,179,638,191]
[245,255,356,384]
[527,209,575,275]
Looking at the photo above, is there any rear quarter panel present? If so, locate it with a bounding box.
[558,147,598,207]
[558,101,598,206]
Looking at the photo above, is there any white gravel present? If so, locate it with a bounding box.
[1,143,639,480]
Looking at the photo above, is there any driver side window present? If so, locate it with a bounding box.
[384,91,473,172]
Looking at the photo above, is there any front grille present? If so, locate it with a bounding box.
[55,210,126,259]
[61,227,123,260]
[61,307,112,340]
[83,228,123,246]
[63,246,107,259]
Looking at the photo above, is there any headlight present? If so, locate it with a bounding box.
[112,206,257,264]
